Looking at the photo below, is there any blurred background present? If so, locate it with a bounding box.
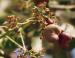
[0,0,75,58]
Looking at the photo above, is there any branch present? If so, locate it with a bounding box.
[49,5,75,10]
[6,36,26,51]
[19,28,26,51]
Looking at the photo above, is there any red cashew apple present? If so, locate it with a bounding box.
[41,24,72,49]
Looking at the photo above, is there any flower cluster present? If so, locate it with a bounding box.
[15,48,45,58]
[6,15,18,30]
[33,0,49,7]
[32,0,72,49]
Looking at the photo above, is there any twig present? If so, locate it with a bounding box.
[19,28,26,51]
[17,20,35,25]
[49,5,75,10]
[0,17,35,39]
[0,26,8,28]
[6,36,26,51]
